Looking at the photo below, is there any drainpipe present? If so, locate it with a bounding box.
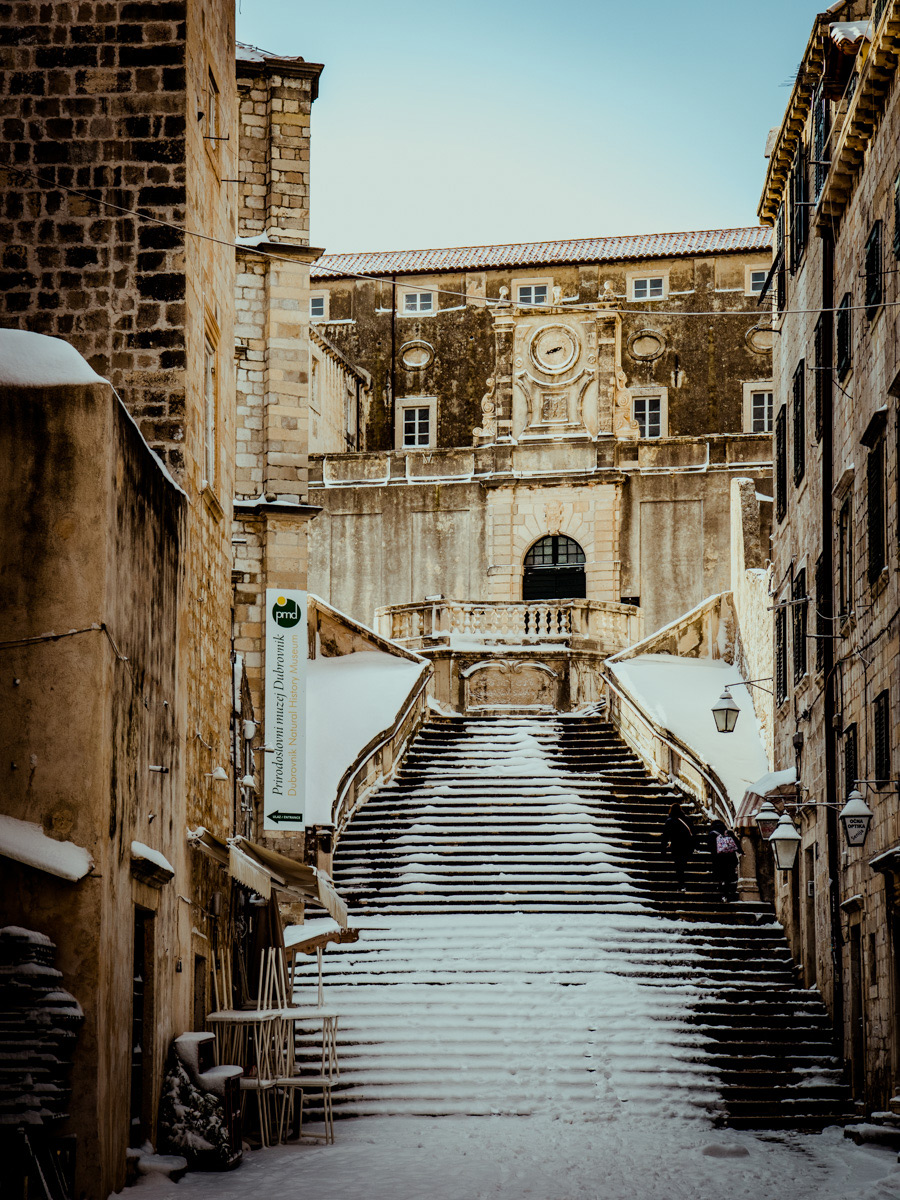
[821,228,845,1053]
[389,272,396,446]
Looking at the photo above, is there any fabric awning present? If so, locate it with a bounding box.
[734,767,799,828]
[829,21,872,52]
[188,828,348,926]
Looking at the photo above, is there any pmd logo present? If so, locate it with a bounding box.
[271,595,301,629]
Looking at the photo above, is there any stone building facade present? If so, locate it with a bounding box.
[306,231,775,670]
[0,4,244,1193]
[759,0,900,1111]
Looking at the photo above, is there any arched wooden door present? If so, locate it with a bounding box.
[522,535,586,601]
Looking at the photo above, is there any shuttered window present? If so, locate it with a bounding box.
[793,360,806,485]
[775,606,788,706]
[844,723,858,794]
[868,438,886,583]
[865,222,883,318]
[813,85,831,198]
[813,315,825,442]
[792,569,808,683]
[775,407,788,522]
[837,293,852,378]
[838,499,854,619]
[874,690,891,787]
[814,553,827,672]
[894,173,900,259]
[790,142,809,271]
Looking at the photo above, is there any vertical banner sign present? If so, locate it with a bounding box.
[263,589,307,832]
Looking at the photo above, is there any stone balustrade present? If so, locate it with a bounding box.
[375,599,642,656]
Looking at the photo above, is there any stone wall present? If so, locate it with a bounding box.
[313,248,773,452]
[0,368,186,1199]
[760,0,900,1110]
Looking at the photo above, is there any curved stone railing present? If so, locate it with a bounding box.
[331,666,432,838]
[376,599,642,655]
[601,668,733,824]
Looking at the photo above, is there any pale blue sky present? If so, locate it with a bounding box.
[236,0,824,254]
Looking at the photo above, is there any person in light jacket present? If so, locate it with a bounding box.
[660,801,695,891]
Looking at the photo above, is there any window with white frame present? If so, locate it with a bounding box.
[746,267,768,295]
[518,283,549,306]
[631,276,665,301]
[396,397,437,449]
[632,388,666,438]
[203,336,217,488]
[742,381,775,433]
[402,291,434,314]
[310,293,327,320]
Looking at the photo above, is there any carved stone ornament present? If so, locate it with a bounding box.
[612,367,640,441]
[462,658,559,712]
[627,328,666,362]
[543,500,565,534]
[473,376,497,443]
[400,339,435,370]
[529,323,580,376]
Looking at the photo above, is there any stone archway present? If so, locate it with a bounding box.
[522,534,586,602]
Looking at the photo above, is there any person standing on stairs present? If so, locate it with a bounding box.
[660,801,695,892]
[707,818,741,900]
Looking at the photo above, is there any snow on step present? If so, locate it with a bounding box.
[306,715,851,1129]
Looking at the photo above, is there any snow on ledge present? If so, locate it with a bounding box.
[0,813,93,882]
[131,840,175,877]
[0,329,106,388]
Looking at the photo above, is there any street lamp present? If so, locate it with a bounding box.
[712,689,740,733]
[839,789,874,847]
[754,799,781,839]
[768,812,801,870]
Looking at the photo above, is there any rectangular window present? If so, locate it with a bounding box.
[750,389,773,433]
[632,277,664,300]
[838,498,853,619]
[402,405,431,447]
[844,723,858,794]
[518,284,549,306]
[793,360,806,485]
[865,221,883,317]
[874,690,891,787]
[867,438,886,582]
[836,293,852,377]
[813,313,825,442]
[775,406,788,522]
[813,84,831,198]
[775,605,788,706]
[894,172,900,259]
[204,337,217,489]
[310,295,325,319]
[814,552,828,672]
[633,393,662,438]
[749,269,768,293]
[792,569,808,683]
[403,292,434,313]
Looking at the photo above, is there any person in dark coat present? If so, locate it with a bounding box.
[661,801,695,891]
[707,818,741,900]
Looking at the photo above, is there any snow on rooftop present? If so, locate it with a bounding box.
[306,651,428,824]
[0,813,93,882]
[0,329,105,388]
[608,655,769,814]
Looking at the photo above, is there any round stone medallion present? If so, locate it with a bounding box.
[400,339,434,370]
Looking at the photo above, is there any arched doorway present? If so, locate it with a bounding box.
[522,535,586,601]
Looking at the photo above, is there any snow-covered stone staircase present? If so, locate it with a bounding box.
[296,715,850,1130]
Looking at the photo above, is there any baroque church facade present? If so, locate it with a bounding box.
[304,230,775,710]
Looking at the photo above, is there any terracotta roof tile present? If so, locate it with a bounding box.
[311,227,772,281]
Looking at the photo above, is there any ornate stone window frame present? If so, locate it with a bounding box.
[395,396,437,450]
[630,385,668,438]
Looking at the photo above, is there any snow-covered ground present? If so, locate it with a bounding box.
[133,1114,899,1200]
[608,655,769,812]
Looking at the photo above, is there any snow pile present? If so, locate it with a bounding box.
[306,652,427,821]
[0,329,105,387]
[0,813,93,882]
[608,655,769,813]
[131,841,175,876]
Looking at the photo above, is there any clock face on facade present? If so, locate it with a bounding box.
[529,324,580,375]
